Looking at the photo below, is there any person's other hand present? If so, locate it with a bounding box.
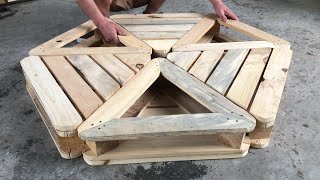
[97,19,127,45]
[213,1,238,22]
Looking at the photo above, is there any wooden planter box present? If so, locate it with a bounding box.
[21,13,292,165]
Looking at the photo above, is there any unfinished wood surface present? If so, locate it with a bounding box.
[86,141,119,156]
[189,50,224,82]
[217,19,290,45]
[196,22,220,44]
[34,21,96,48]
[121,89,156,118]
[137,107,189,117]
[122,24,195,32]
[113,17,202,25]
[42,56,103,118]
[110,13,204,19]
[66,55,120,100]
[83,135,249,165]
[214,33,241,42]
[114,54,151,73]
[91,54,135,86]
[132,31,187,40]
[74,35,102,47]
[217,133,245,149]
[167,51,201,70]
[21,56,83,132]
[118,32,152,50]
[81,113,254,141]
[159,58,256,125]
[78,60,161,134]
[249,126,273,148]
[174,41,276,52]
[206,49,249,95]
[173,14,217,49]
[250,47,292,127]
[29,47,151,56]
[144,39,178,57]
[227,48,272,109]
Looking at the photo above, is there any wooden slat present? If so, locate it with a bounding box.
[137,107,189,117]
[197,22,220,43]
[113,17,202,25]
[29,47,151,56]
[122,24,195,32]
[91,54,135,86]
[132,31,187,40]
[110,13,204,19]
[159,58,256,125]
[114,54,151,73]
[167,51,201,70]
[42,56,103,118]
[206,49,249,95]
[217,19,290,45]
[214,32,240,42]
[227,48,272,109]
[143,39,178,57]
[174,41,276,52]
[118,32,152,50]
[86,141,119,156]
[249,47,292,126]
[21,56,82,131]
[173,14,217,49]
[78,60,161,133]
[80,113,254,141]
[189,50,224,82]
[66,55,120,100]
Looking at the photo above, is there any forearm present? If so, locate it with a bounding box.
[76,0,108,26]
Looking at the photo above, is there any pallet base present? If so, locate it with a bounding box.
[83,135,251,165]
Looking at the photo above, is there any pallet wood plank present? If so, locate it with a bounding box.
[173,14,217,49]
[81,113,254,141]
[159,58,256,125]
[118,31,152,50]
[174,41,275,52]
[91,54,135,86]
[137,107,189,117]
[206,49,249,95]
[78,60,161,133]
[143,39,178,57]
[42,56,103,118]
[114,54,151,73]
[132,31,187,40]
[86,141,119,156]
[66,55,120,100]
[110,13,204,19]
[113,17,202,25]
[167,51,201,70]
[217,19,290,45]
[29,47,151,56]
[189,50,224,82]
[249,47,292,126]
[122,24,195,32]
[227,48,272,109]
[21,56,83,132]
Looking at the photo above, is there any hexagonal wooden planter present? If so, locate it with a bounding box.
[21,13,292,165]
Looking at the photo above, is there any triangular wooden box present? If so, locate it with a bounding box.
[21,13,292,164]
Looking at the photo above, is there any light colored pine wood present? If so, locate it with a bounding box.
[137,107,189,117]
[189,50,224,82]
[80,113,254,141]
[66,55,120,100]
[249,126,273,148]
[118,32,152,50]
[227,48,272,109]
[174,41,276,52]
[82,135,250,165]
[214,32,241,42]
[143,39,178,57]
[217,133,245,149]
[196,22,220,43]
[132,31,187,40]
[122,24,195,32]
[250,47,292,127]
[217,19,290,45]
[74,35,102,47]
[159,58,256,125]
[86,141,119,156]
[91,54,135,86]
[114,54,151,73]
[21,56,83,132]
[113,17,202,25]
[77,60,161,133]
[110,13,204,19]
[42,56,103,118]
[167,51,201,70]
[173,14,217,49]
[206,49,249,95]
[29,47,151,56]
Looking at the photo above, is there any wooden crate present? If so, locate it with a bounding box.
[21,13,292,164]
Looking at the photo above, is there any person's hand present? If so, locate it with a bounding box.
[212,1,238,22]
[96,19,127,45]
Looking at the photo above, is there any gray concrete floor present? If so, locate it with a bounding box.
[0,0,319,179]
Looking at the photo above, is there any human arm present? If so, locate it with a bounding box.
[209,0,239,22]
